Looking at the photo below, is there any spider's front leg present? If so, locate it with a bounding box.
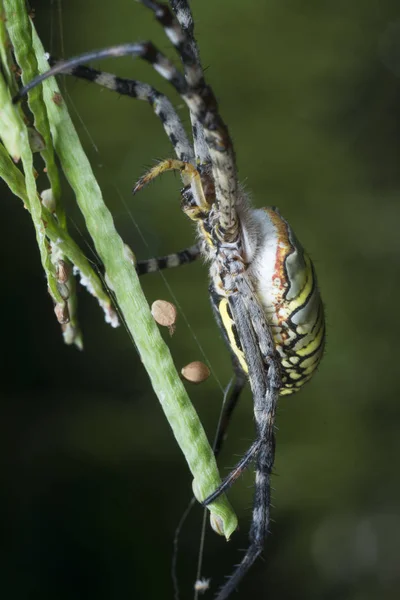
[132,158,213,218]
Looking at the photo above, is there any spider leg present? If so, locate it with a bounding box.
[203,439,260,506]
[199,285,262,506]
[132,159,208,209]
[203,280,276,502]
[209,285,281,600]
[202,276,281,598]
[212,434,276,600]
[140,0,240,240]
[14,43,187,100]
[38,60,213,212]
[15,44,225,217]
[140,0,210,166]
[45,60,194,164]
[136,243,200,275]
[133,158,214,227]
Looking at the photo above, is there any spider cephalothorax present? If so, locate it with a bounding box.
[16,1,325,598]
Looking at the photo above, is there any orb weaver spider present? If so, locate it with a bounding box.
[16,1,326,598]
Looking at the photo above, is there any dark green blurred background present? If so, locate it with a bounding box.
[2,0,400,598]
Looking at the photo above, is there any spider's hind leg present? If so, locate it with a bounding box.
[210,282,281,600]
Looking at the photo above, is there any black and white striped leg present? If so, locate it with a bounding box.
[141,0,210,166]
[136,243,200,275]
[140,0,240,237]
[46,59,194,163]
[167,0,240,238]
[14,42,188,100]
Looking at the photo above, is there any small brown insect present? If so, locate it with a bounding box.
[151,299,177,335]
[181,361,210,384]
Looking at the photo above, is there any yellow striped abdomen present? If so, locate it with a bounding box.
[251,207,325,395]
[215,206,325,396]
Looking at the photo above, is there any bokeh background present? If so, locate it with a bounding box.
[2,0,400,599]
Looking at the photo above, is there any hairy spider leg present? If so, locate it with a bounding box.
[140,0,210,166]
[132,158,208,207]
[140,0,239,239]
[210,289,280,600]
[38,59,215,218]
[204,438,261,506]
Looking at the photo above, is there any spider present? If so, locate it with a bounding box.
[16,1,325,598]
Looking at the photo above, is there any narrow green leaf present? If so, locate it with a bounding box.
[0,0,238,538]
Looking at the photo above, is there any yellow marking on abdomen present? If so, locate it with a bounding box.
[218,298,248,374]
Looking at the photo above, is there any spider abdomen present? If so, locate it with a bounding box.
[251,207,325,394]
[212,207,325,396]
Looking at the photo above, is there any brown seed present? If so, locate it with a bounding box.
[151,300,177,335]
[181,361,210,384]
